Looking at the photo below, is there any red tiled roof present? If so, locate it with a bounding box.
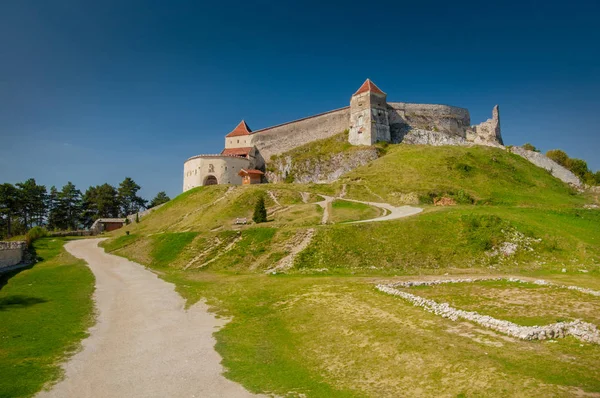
[238,169,264,176]
[353,79,385,95]
[221,147,253,157]
[225,120,252,137]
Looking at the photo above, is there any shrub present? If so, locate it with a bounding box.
[522,143,540,152]
[253,196,267,224]
[454,163,473,173]
[25,226,48,246]
[546,149,569,167]
[455,190,475,204]
[284,172,295,184]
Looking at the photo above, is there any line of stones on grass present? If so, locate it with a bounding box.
[376,277,600,345]
[389,277,600,298]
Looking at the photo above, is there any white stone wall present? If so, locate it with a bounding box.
[183,156,250,191]
[0,241,27,270]
[224,135,253,149]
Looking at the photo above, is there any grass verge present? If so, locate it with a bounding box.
[0,238,95,397]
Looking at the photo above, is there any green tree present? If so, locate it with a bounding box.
[565,158,589,179]
[522,143,540,152]
[117,177,147,217]
[49,182,82,231]
[81,184,119,227]
[0,183,19,238]
[252,196,267,224]
[16,178,47,229]
[148,191,170,208]
[46,186,60,231]
[546,149,569,167]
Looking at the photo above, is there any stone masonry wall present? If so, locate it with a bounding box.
[387,102,471,143]
[249,107,350,160]
[0,241,27,270]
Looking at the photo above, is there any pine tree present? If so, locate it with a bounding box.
[252,196,267,224]
[149,191,170,208]
[117,177,147,217]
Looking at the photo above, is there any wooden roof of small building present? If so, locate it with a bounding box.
[238,168,264,176]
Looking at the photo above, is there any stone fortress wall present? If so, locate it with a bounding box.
[183,155,250,191]
[183,78,582,190]
[248,107,351,161]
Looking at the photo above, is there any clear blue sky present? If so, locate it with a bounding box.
[1,0,599,199]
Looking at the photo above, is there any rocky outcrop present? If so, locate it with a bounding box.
[266,148,379,183]
[394,129,470,146]
[509,146,582,187]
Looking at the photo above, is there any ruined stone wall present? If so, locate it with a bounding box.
[0,241,27,271]
[468,105,503,145]
[249,107,350,160]
[387,102,471,143]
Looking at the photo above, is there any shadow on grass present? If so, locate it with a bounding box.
[0,295,48,311]
[0,263,35,291]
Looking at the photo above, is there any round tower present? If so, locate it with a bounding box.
[348,79,391,146]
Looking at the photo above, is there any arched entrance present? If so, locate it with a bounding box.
[203,175,218,186]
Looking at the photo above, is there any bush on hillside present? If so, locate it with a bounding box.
[546,149,599,185]
[546,149,569,166]
[522,143,540,152]
[253,196,267,224]
[25,226,48,246]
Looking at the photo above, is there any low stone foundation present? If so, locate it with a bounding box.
[0,241,27,271]
[377,277,600,344]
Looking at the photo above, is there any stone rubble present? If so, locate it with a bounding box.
[377,278,600,344]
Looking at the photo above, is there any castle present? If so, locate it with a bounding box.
[183,79,502,191]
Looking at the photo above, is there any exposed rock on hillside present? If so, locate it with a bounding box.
[266,148,379,183]
[509,146,582,187]
[394,128,470,146]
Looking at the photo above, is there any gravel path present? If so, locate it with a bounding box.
[38,238,262,398]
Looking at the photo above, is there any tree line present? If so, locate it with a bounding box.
[0,177,170,239]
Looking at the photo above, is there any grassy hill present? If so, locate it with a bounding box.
[100,143,600,397]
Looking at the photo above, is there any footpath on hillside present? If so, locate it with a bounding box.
[38,239,262,398]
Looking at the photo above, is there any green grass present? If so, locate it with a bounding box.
[339,145,584,207]
[152,272,600,397]
[407,279,600,326]
[0,238,95,397]
[295,207,600,274]
[329,200,381,223]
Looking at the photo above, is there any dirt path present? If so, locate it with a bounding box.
[38,239,262,398]
[310,193,422,225]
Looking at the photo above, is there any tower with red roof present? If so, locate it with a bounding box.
[348,79,391,146]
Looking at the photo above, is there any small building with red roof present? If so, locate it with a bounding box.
[238,169,264,185]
